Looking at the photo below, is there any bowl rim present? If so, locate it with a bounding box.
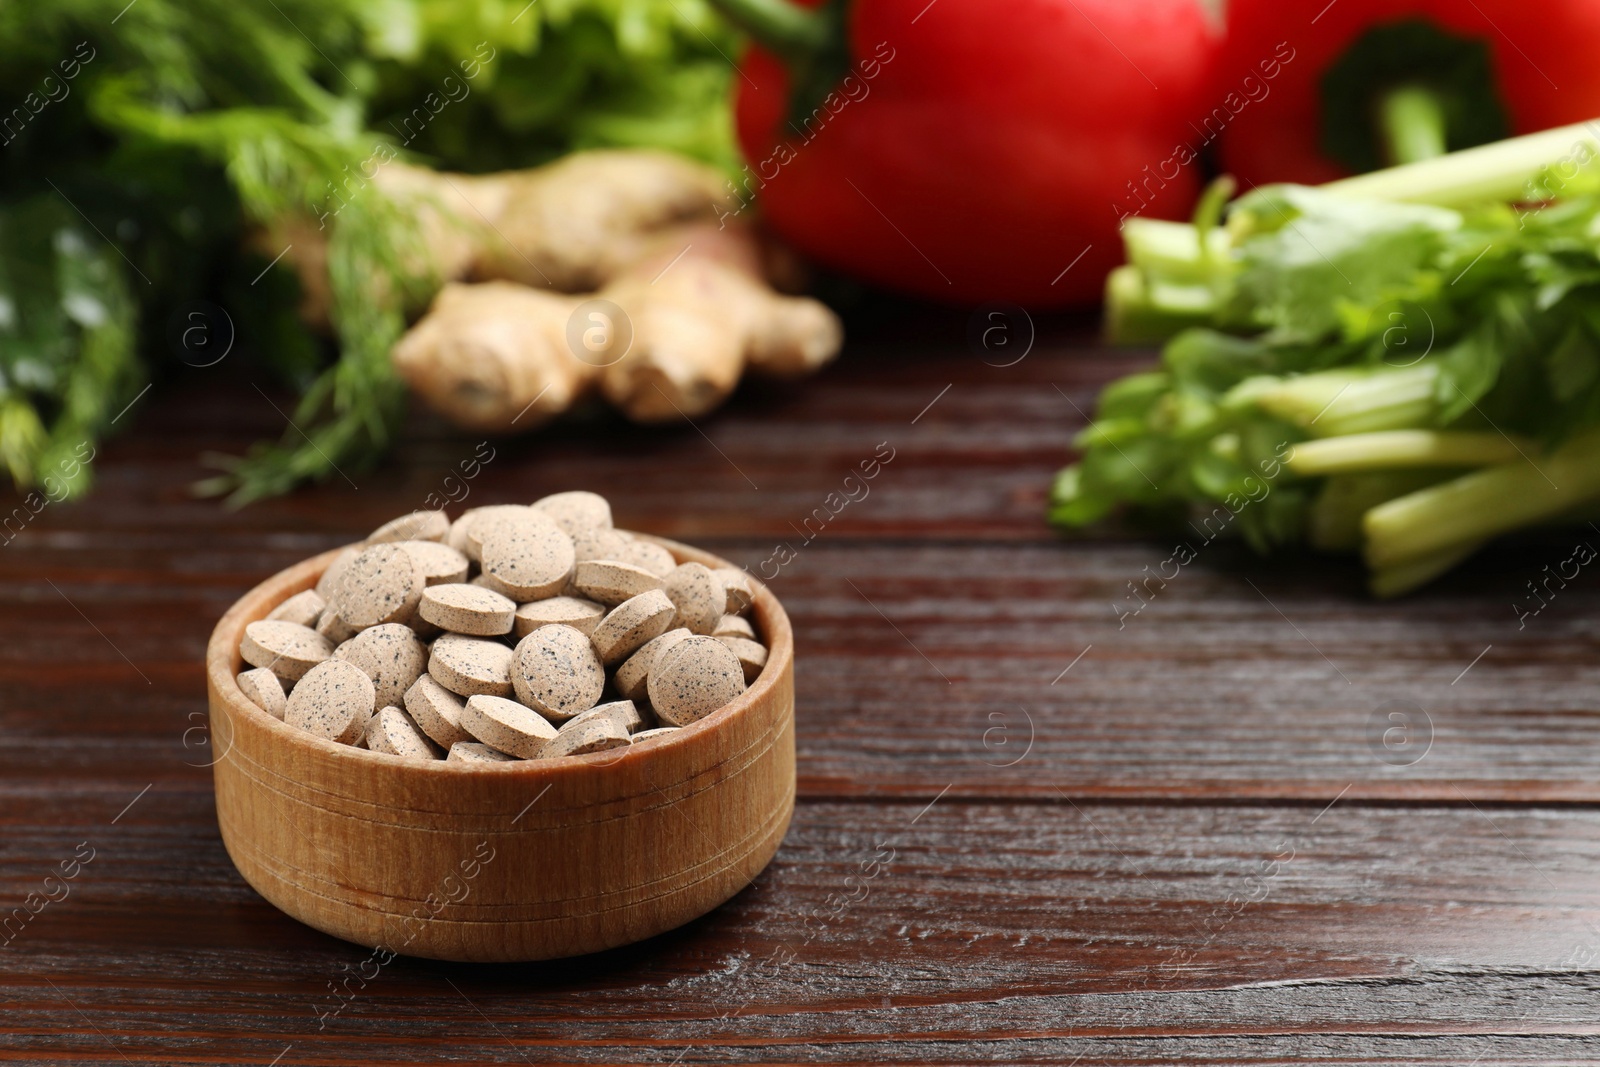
[205,533,793,777]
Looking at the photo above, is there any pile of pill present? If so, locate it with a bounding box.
[235,492,767,763]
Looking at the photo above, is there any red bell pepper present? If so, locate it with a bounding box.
[708,0,1222,307]
[1217,0,1600,186]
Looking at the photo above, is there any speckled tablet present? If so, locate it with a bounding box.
[513,595,606,639]
[367,705,443,760]
[663,563,723,635]
[428,633,515,698]
[333,623,427,709]
[397,539,471,586]
[614,628,691,702]
[460,694,558,759]
[368,509,449,545]
[236,668,287,719]
[614,539,677,578]
[285,658,374,743]
[571,527,633,563]
[590,589,676,665]
[532,491,612,535]
[648,636,747,726]
[333,543,425,629]
[267,589,325,628]
[542,715,630,758]
[404,674,474,748]
[573,560,662,606]
[314,545,361,601]
[447,741,516,763]
[715,568,755,615]
[512,624,605,720]
[561,699,646,736]
[480,511,575,600]
[420,583,516,636]
[716,636,768,684]
[241,620,333,681]
[713,614,756,640]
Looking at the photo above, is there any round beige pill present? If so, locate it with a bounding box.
[716,568,755,615]
[512,624,605,721]
[267,589,325,628]
[236,668,287,719]
[543,715,630,758]
[480,511,575,600]
[713,614,756,640]
[572,560,662,606]
[716,636,768,684]
[404,674,473,748]
[561,699,645,736]
[333,543,425,630]
[429,633,514,698]
[590,589,676,665]
[396,539,471,586]
[367,509,449,545]
[241,620,333,681]
[648,636,748,726]
[445,510,477,556]
[513,596,605,639]
[462,504,540,562]
[448,741,516,763]
[333,623,427,709]
[420,583,516,636]
[615,539,677,578]
[314,545,361,602]
[315,607,357,644]
[285,658,374,743]
[664,562,724,635]
[630,726,682,744]
[532,490,612,535]
[460,694,558,759]
[614,628,691,702]
[367,706,443,760]
[571,526,632,563]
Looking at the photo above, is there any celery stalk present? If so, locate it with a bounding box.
[1364,426,1600,567]
[1369,540,1485,599]
[1104,265,1216,344]
[1308,470,1451,552]
[1323,120,1600,207]
[1226,365,1438,437]
[1286,431,1530,476]
[1122,218,1232,283]
[1378,86,1450,166]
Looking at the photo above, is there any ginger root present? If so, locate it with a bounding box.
[280,148,841,433]
[278,149,735,324]
[392,222,841,431]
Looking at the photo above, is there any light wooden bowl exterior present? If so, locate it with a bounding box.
[204,539,794,963]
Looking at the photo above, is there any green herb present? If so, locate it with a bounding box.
[0,0,737,503]
[1056,121,1600,594]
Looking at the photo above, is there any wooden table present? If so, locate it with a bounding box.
[4,306,1598,1064]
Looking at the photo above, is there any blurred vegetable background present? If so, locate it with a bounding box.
[0,0,737,503]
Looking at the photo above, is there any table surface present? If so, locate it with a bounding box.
[3,306,1599,1065]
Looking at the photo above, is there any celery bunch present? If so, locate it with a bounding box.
[1053,122,1600,595]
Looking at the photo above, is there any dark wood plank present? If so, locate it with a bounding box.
[3,794,1598,1063]
[3,526,1595,801]
[2,305,1596,1062]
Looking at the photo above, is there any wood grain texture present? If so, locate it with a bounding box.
[0,307,1596,1061]
[3,797,1599,1063]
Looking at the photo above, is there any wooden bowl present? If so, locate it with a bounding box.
[204,539,794,963]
